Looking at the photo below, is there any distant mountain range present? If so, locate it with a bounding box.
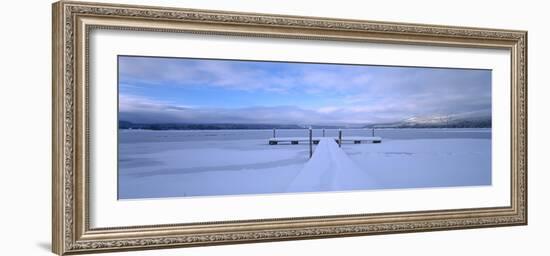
[118,121,305,130]
[120,114,491,130]
[364,114,491,128]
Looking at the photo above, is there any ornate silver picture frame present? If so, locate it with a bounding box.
[52,1,527,255]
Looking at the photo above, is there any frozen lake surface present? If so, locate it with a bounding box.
[118,128,491,199]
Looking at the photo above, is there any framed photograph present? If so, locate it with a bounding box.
[52,1,527,255]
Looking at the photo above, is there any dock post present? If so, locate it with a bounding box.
[309,127,313,158]
[338,129,342,148]
[273,128,276,138]
[323,129,325,137]
[372,128,374,137]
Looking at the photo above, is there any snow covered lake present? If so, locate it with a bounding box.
[118,128,491,199]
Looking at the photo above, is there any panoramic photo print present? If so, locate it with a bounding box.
[117,56,492,199]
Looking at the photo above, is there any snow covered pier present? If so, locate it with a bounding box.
[268,136,382,145]
[286,138,377,191]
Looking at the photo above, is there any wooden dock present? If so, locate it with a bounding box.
[339,136,382,144]
[286,138,377,191]
[268,136,381,145]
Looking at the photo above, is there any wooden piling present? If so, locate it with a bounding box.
[309,127,313,158]
[338,129,342,148]
[273,128,276,138]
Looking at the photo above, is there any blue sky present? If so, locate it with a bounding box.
[118,56,491,125]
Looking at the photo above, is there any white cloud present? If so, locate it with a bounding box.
[120,94,437,125]
[119,57,380,95]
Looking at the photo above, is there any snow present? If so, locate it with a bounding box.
[118,129,491,199]
[342,138,491,189]
[119,139,310,198]
[287,138,377,192]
